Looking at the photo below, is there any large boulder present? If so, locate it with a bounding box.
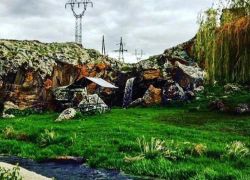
[78,94,109,114]
[143,85,162,106]
[163,82,185,102]
[173,61,205,89]
[56,108,77,122]
[143,69,161,80]
[224,83,241,94]
[4,101,19,111]
[129,85,162,107]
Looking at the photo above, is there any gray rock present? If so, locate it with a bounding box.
[224,84,241,94]
[128,98,144,107]
[4,101,19,111]
[2,113,15,119]
[78,94,109,114]
[175,61,205,81]
[56,108,77,122]
[194,86,204,93]
[235,104,249,114]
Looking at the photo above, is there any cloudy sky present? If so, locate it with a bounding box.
[0,0,214,63]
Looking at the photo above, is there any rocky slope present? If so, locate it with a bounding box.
[0,39,204,110]
[0,40,124,109]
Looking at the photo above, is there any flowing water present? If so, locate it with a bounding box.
[0,156,135,180]
[123,78,135,108]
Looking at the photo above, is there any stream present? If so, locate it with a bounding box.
[0,156,136,180]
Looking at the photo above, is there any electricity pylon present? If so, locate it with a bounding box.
[135,49,144,62]
[114,37,127,63]
[102,35,106,56]
[65,0,93,45]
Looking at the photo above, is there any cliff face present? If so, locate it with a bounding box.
[0,39,204,110]
[0,40,123,109]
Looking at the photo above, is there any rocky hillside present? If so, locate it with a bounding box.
[0,40,123,109]
[0,39,204,110]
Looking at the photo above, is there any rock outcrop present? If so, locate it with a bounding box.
[0,39,205,110]
[0,40,123,110]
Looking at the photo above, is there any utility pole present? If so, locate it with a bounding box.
[65,0,93,45]
[114,37,128,63]
[135,49,144,62]
[102,35,106,56]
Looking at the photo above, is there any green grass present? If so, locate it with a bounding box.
[0,106,249,179]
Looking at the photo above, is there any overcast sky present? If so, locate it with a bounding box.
[0,0,214,63]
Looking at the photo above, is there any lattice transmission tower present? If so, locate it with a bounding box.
[65,0,93,45]
[135,49,144,62]
[114,37,128,63]
[102,35,106,56]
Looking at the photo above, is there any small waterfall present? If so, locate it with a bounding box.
[123,77,135,108]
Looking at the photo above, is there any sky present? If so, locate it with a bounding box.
[0,0,214,63]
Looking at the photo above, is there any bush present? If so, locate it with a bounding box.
[2,126,16,139]
[225,141,249,160]
[37,129,77,148]
[0,165,22,180]
[182,142,207,157]
[137,136,165,159]
[5,108,44,117]
[163,142,186,161]
[193,144,207,156]
[38,129,57,147]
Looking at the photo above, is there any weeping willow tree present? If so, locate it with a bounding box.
[194,8,218,83]
[194,0,250,84]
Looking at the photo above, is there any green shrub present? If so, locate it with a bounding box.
[225,141,249,160]
[137,136,165,159]
[131,137,187,161]
[0,165,22,180]
[182,142,207,157]
[163,144,186,161]
[5,108,44,117]
[2,126,16,139]
[38,129,57,147]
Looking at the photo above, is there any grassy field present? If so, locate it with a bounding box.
[0,106,249,179]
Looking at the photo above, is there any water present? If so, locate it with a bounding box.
[0,156,134,180]
[123,78,135,108]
